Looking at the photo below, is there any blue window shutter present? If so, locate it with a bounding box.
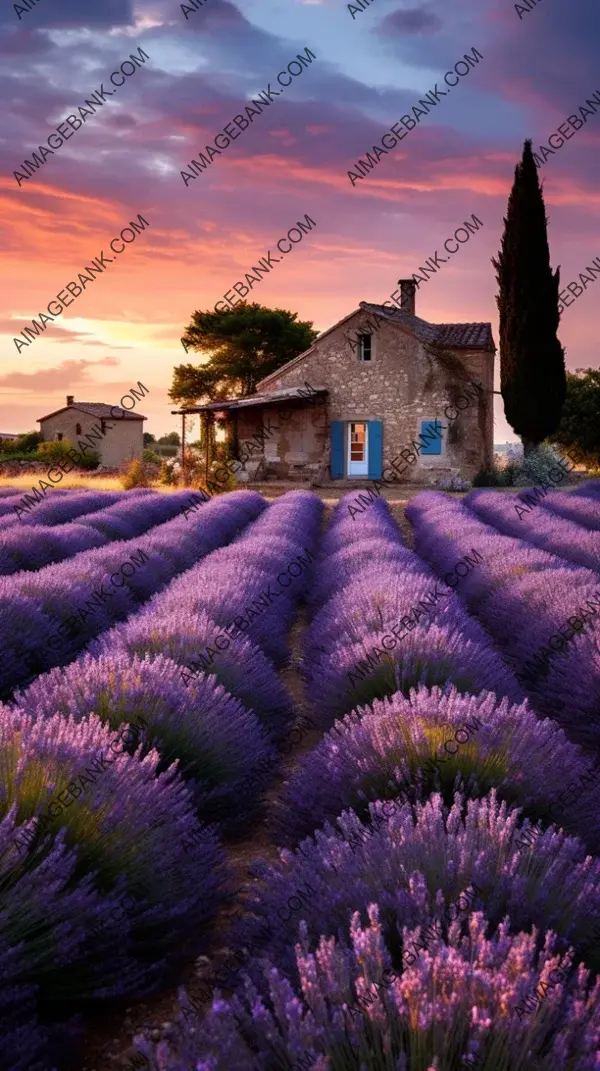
[330,421,344,479]
[367,420,383,479]
[420,419,443,455]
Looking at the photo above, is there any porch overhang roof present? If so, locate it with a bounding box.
[171,385,328,416]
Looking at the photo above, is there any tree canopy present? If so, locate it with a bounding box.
[549,368,600,462]
[171,303,318,407]
[493,139,566,453]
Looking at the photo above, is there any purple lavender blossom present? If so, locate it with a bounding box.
[270,685,600,851]
[0,707,229,1006]
[0,491,266,695]
[540,489,600,531]
[233,792,600,984]
[14,650,277,833]
[133,913,600,1071]
[90,606,294,742]
[304,622,524,727]
[465,489,600,574]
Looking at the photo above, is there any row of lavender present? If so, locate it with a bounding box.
[0,491,269,697]
[409,488,600,746]
[0,487,148,527]
[140,493,600,1070]
[19,491,323,837]
[0,490,268,1071]
[0,489,200,574]
[467,484,600,573]
[0,491,323,1070]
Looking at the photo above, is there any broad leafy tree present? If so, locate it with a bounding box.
[550,368,600,462]
[171,302,318,406]
[493,140,566,454]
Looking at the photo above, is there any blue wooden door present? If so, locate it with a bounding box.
[367,420,383,479]
[330,421,344,479]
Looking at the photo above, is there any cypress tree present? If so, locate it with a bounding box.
[493,140,566,454]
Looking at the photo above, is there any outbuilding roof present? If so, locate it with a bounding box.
[38,402,145,422]
[171,385,328,415]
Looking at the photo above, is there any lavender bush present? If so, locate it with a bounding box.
[539,489,600,531]
[0,708,229,1005]
[270,685,599,851]
[303,622,524,727]
[232,792,600,982]
[134,915,600,1071]
[14,651,277,833]
[0,491,265,696]
[464,488,600,574]
[92,605,294,742]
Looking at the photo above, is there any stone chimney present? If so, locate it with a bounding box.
[397,279,416,316]
[66,396,74,406]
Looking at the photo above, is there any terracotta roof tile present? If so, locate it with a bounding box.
[38,402,145,421]
[359,302,495,351]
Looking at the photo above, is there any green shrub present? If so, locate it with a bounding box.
[513,442,569,487]
[78,450,100,471]
[502,461,520,486]
[16,432,42,453]
[36,440,75,465]
[473,466,504,487]
[0,431,41,457]
[121,459,152,489]
[160,460,178,485]
[143,449,162,465]
[35,441,99,471]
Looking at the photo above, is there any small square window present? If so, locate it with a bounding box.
[420,419,443,455]
[358,334,372,362]
[57,432,63,441]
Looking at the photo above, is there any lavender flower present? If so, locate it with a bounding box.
[0,707,229,1004]
[465,489,600,573]
[304,622,524,727]
[133,914,600,1071]
[233,792,600,983]
[271,685,599,851]
[540,489,600,532]
[14,650,277,833]
[91,606,294,742]
[0,492,266,695]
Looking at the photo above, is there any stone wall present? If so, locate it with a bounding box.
[258,311,494,484]
[233,401,328,481]
[39,408,143,467]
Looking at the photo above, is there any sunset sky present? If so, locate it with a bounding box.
[1,0,598,440]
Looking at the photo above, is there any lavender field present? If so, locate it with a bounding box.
[2,483,600,1071]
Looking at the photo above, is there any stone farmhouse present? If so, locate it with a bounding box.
[179,281,495,486]
[38,396,145,468]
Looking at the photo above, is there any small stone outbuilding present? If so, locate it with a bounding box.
[38,396,145,467]
[176,282,495,486]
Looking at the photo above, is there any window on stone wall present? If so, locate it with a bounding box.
[358,334,372,362]
[56,432,63,441]
[75,423,81,435]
